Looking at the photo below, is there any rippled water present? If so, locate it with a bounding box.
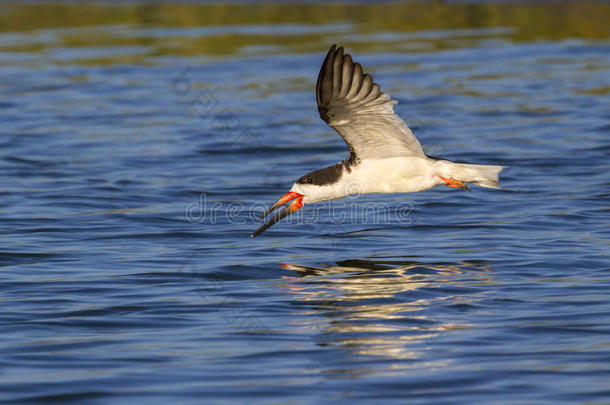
[1,2,609,403]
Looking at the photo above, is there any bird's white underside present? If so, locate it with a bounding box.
[291,157,441,204]
[290,156,504,204]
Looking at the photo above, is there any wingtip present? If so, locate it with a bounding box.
[328,44,345,55]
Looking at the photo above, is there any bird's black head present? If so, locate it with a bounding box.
[296,161,345,186]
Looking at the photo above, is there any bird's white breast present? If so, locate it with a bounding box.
[343,157,438,195]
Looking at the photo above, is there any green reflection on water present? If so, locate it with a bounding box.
[1,2,608,62]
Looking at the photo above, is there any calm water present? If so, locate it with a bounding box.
[1,2,609,403]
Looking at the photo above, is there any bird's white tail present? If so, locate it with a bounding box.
[452,163,505,189]
[435,160,505,189]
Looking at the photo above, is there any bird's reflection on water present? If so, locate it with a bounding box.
[279,258,494,374]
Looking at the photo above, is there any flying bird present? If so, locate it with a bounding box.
[251,45,504,237]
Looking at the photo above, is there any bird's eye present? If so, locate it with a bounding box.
[307,178,313,184]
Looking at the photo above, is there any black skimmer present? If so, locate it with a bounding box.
[251,45,504,237]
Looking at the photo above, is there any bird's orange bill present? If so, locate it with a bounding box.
[251,192,304,237]
[258,191,303,219]
[438,175,470,191]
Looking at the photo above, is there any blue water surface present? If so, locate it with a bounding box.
[1,3,609,404]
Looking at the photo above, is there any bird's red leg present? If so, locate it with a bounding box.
[438,175,470,190]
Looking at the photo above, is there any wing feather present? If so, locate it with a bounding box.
[339,55,353,98]
[316,45,425,160]
[332,51,343,94]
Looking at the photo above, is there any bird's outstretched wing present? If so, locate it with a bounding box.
[316,45,425,160]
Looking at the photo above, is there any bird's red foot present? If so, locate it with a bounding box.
[438,175,470,191]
